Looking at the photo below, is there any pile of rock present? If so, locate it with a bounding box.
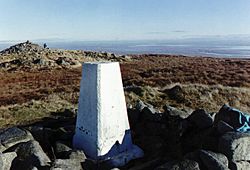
[0,41,84,70]
[1,102,250,169]
[0,41,45,55]
[127,102,250,170]
[0,41,130,71]
[0,120,87,169]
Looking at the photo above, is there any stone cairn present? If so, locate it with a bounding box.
[0,102,249,170]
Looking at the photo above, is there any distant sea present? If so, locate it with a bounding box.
[1,39,250,58]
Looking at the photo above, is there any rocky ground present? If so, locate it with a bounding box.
[1,102,250,169]
[1,41,250,169]
[0,41,130,71]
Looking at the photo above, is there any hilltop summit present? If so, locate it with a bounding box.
[0,41,46,55]
[0,41,77,70]
[0,41,129,71]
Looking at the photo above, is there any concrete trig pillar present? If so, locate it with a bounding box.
[73,62,143,167]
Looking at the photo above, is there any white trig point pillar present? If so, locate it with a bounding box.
[73,62,143,167]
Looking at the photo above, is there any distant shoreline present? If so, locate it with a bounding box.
[1,40,250,58]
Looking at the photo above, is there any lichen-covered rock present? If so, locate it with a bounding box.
[0,152,17,170]
[135,100,155,113]
[0,127,33,152]
[219,132,250,161]
[67,150,86,162]
[163,105,189,119]
[229,161,250,170]
[55,141,72,157]
[10,140,51,168]
[50,159,82,170]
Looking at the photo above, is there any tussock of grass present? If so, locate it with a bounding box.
[0,94,77,127]
[125,84,250,114]
[0,83,250,128]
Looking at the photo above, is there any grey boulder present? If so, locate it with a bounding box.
[67,150,86,162]
[0,152,17,170]
[199,150,229,170]
[11,140,51,168]
[50,159,82,170]
[163,105,189,119]
[0,127,33,152]
[135,100,156,113]
[187,109,213,129]
[230,161,250,170]
[155,159,200,170]
[219,132,250,161]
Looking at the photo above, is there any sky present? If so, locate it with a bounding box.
[1,0,250,41]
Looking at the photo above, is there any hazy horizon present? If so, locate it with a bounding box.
[1,37,250,58]
[1,0,250,57]
[1,0,250,41]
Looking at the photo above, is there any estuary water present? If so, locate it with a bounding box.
[1,40,250,58]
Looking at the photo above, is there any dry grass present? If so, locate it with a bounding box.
[0,94,77,127]
[121,55,250,87]
[0,68,81,106]
[1,54,250,127]
[2,83,250,128]
[124,83,250,113]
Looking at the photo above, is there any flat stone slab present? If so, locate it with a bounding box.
[0,127,33,152]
